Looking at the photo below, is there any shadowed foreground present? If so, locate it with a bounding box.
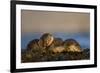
[21,49,90,63]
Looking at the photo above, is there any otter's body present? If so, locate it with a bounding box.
[50,46,65,53]
[63,39,82,52]
[27,39,39,50]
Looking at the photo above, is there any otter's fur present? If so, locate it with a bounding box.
[63,39,82,52]
[50,46,65,53]
[39,33,54,48]
[27,39,39,50]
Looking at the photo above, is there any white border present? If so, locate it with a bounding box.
[16,4,94,69]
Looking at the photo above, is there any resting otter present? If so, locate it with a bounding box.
[39,33,54,48]
[49,46,65,53]
[51,38,63,47]
[63,39,82,52]
[49,39,82,53]
[27,39,39,50]
[26,33,54,55]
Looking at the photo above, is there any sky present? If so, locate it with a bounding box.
[21,10,90,34]
[21,10,90,49]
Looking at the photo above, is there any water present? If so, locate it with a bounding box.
[21,32,90,49]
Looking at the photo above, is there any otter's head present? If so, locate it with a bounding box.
[39,33,54,48]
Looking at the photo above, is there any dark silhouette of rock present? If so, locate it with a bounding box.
[63,39,82,52]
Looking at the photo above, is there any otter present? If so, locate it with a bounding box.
[49,46,65,54]
[39,33,54,48]
[49,39,82,54]
[51,38,63,47]
[63,39,82,52]
[26,33,54,55]
[27,39,40,51]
